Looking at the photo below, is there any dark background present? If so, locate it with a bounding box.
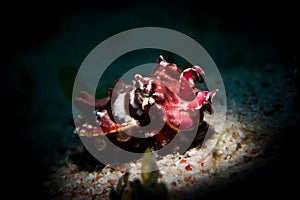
[2,1,299,199]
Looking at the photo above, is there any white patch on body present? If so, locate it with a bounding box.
[146,79,153,92]
[142,97,155,110]
[95,111,105,118]
[129,88,138,109]
[160,60,168,67]
[113,93,134,122]
[153,92,164,100]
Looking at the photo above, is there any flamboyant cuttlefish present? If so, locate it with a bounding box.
[73,56,218,152]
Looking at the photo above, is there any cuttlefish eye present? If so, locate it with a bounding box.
[135,74,151,96]
[135,74,166,104]
[143,80,166,102]
[151,84,166,103]
[141,80,155,96]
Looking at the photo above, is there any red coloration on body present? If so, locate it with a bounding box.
[101,189,108,195]
[107,179,117,185]
[74,56,218,152]
[179,159,187,164]
[185,164,193,171]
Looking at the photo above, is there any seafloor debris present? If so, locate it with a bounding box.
[45,116,271,199]
[110,148,172,200]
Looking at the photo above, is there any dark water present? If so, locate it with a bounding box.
[3,1,299,199]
